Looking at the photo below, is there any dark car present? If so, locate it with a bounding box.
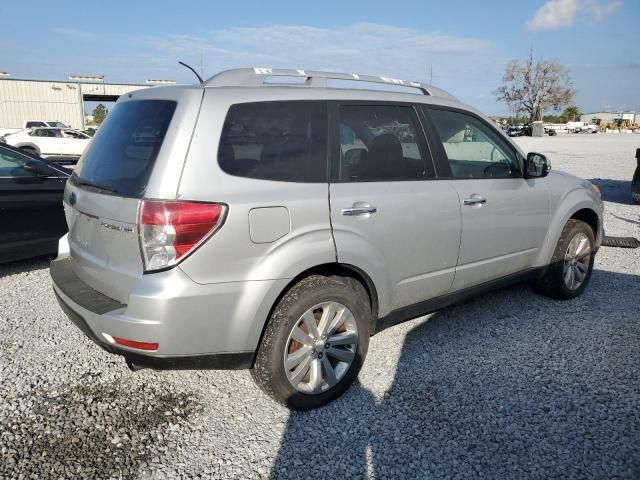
[507,126,524,137]
[0,143,70,263]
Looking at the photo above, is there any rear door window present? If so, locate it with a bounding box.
[35,129,62,138]
[337,105,433,181]
[218,101,327,182]
[71,100,176,197]
[63,130,89,139]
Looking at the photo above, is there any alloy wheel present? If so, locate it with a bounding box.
[283,301,358,394]
[562,232,591,290]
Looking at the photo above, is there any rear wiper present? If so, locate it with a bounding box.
[76,179,119,194]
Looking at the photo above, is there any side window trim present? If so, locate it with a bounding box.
[328,102,341,183]
[329,101,436,183]
[423,105,524,179]
[416,106,452,178]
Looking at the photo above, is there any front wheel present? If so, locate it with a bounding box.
[251,275,370,410]
[632,166,640,205]
[536,219,595,299]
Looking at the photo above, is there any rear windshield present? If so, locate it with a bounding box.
[71,100,176,198]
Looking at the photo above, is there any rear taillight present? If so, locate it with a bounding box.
[139,200,226,272]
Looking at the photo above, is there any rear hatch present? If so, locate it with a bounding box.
[64,86,203,303]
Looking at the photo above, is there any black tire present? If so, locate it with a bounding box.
[20,146,39,157]
[251,275,371,411]
[632,166,640,205]
[536,219,596,300]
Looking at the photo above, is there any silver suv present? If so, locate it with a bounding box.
[50,68,603,410]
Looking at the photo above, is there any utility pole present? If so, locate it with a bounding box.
[200,50,204,78]
[429,64,433,85]
[77,80,85,130]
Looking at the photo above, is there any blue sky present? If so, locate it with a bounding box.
[1,0,638,115]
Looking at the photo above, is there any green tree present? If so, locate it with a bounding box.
[560,105,581,123]
[92,104,108,125]
[543,114,563,123]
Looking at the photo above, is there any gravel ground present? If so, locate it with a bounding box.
[1,134,639,479]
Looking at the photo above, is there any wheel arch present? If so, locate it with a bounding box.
[16,143,41,155]
[538,194,603,266]
[275,262,378,328]
[250,262,379,367]
[569,207,599,237]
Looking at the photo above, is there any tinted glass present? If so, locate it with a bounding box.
[72,100,176,197]
[63,130,89,139]
[218,101,327,182]
[429,109,520,178]
[25,121,46,128]
[0,149,36,177]
[35,129,61,138]
[338,105,432,181]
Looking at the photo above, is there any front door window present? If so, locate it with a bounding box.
[429,109,521,178]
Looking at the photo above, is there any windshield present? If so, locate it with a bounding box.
[71,100,176,198]
[48,121,68,128]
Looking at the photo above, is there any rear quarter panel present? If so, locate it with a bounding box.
[175,88,336,285]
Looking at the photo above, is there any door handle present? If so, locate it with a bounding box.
[463,195,487,206]
[341,206,378,216]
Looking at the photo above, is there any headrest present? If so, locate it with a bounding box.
[370,133,402,159]
[365,133,403,178]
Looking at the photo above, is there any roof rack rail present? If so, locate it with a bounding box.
[204,68,456,99]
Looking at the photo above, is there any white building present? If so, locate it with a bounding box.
[581,111,640,124]
[0,77,174,130]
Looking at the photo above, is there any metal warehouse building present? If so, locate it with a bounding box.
[581,111,640,124]
[0,76,163,130]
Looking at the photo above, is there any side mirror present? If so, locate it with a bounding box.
[524,152,551,178]
[23,160,56,177]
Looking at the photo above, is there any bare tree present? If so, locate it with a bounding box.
[494,52,574,123]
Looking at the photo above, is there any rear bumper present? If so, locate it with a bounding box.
[50,257,288,369]
[52,289,252,369]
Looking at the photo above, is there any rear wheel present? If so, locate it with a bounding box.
[536,219,595,299]
[19,146,39,157]
[251,275,370,410]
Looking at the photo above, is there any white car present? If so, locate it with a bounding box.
[0,121,69,138]
[2,127,90,163]
[23,120,69,129]
[567,122,598,133]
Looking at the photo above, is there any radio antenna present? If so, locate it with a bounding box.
[178,61,204,84]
